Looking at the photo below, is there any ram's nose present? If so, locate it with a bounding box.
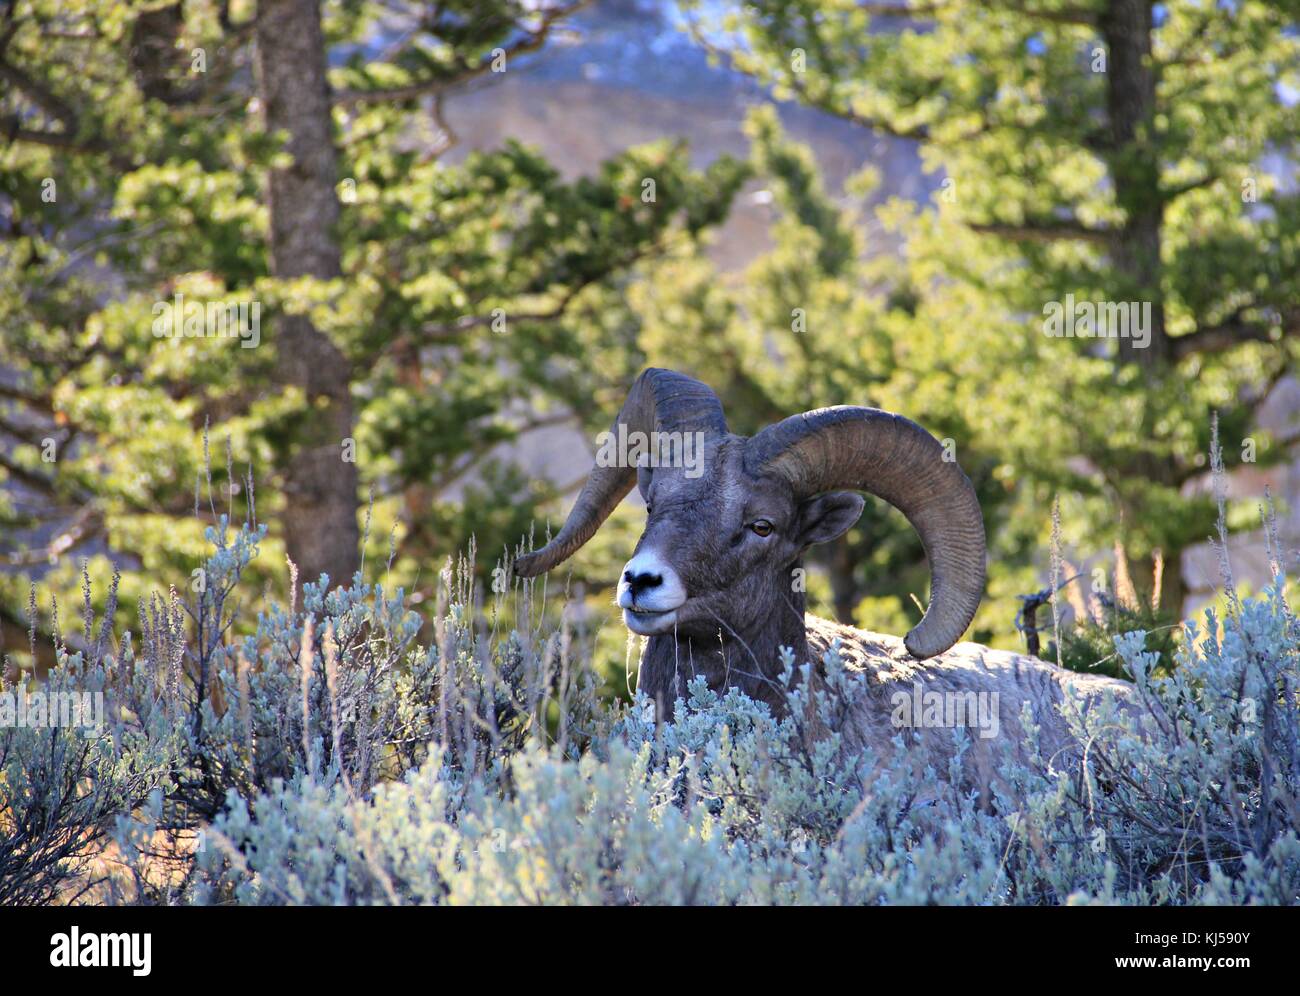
[616,550,686,612]
[623,569,663,596]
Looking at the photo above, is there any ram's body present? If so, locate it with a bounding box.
[807,615,1136,788]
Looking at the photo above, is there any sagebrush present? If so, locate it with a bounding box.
[2,511,1297,905]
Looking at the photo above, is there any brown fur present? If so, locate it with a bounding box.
[806,615,1137,797]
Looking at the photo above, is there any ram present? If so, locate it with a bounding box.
[516,369,1140,789]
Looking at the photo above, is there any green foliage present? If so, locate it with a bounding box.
[675,0,1300,617]
[0,0,746,670]
[1057,595,1179,680]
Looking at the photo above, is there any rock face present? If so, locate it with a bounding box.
[441,0,934,271]
[1181,377,1300,618]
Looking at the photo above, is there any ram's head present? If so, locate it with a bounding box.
[516,369,985,659]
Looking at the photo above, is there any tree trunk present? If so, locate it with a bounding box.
[1151,542,1186,618]
[827,540,859,625]
[255,0,359,591]
[1101,0,1189,619]
[1101,0,1168,368]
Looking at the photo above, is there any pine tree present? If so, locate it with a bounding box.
[0,0,745,663]
[683,0,1300,614]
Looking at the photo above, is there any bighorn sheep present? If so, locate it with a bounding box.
[516,369,1137,786]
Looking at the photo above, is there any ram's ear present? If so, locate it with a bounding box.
[795,491,865,547]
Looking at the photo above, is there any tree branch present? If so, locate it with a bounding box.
[0,48,126,164]
[976,0,1099,26]
[397,237,671,354]
[678,8,934,141]
[0,410,56,446]
[1170,311,1292,361]
[0,54,80,124]
[857,2,946,15]
[857,1,1096,25]
[1161,173,1218,202]
[0,114,108,154]
[0,381,51,412]
[2,504,103,567]
[332,3,586,107]
[415,282,591,342]
[967,219,1112,243]
[0,451,59,495]
[426,411,576,495]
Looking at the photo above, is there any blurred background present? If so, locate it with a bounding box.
[2,0,1298,695]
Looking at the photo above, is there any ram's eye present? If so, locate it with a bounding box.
[749,520,774,537]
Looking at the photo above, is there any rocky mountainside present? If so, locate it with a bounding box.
[442,0,932,270]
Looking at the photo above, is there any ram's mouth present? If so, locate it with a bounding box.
[622,604,680,635]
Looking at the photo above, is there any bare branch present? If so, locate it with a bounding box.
[332,3,586,107]
[0,114,108,154]
[975,0,1099,26]
[1161,174,1218,201]
[1170,310,1293,361]
[967,219,1112,243]
[0,451,59,495]
[2,505,103,567]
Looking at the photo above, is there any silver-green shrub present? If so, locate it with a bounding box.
[5,513,1297,905]
[182,577,1297,905]
[1,598,180,905]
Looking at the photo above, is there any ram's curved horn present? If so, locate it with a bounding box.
[744,407,985,659]
[515,369,728,577]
